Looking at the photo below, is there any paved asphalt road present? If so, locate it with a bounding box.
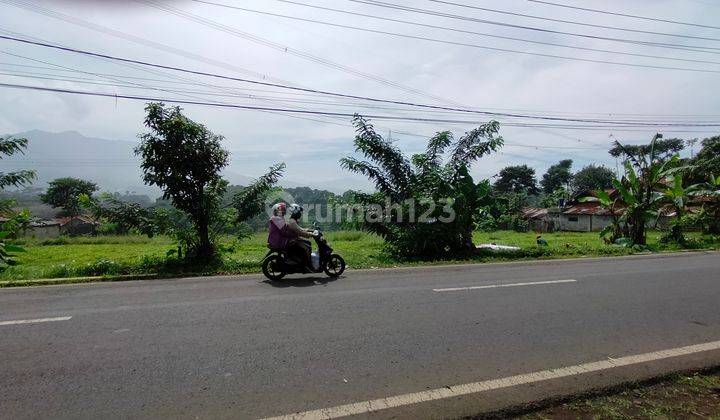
[2,252,720,419]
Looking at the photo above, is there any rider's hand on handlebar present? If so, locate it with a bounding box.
[312,230,320,237]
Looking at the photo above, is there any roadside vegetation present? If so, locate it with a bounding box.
[1,230,716,283]
[517,369,720,420]
[1,108,719,284]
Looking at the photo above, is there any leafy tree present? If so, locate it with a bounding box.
[608,137,684,162]
[688,136,720,184]
[686,173,720,234]
[136,103,231,259]
[493,164,539,195]
[0,136,35,269]
[0,136,36,193]
[231,164,287,224]
[340,115,502,259]
[539,187,569,208]
[40,177,98,216]
[570,164,615,194]
[92,103,285,259]
[540,159,573,194]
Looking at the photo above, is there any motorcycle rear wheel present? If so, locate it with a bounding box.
[323,254,346,277]
[262,255,286,281]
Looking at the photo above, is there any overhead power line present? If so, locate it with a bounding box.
[427,0,720,42]
[137,0,462,107]
[4,34,720,127]
[527,0,720,30]
[2,82,720,130]
[345,0,720,53]
[3,61,719,120]
[192,0,720,67]
[7,68,720,126]
[0,0,296,86]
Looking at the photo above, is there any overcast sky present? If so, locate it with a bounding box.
[1,0,718,191]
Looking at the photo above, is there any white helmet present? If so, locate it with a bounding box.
[271,202,286,216]
[288,203,303,218]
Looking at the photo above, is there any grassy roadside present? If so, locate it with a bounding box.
[0,230,716,285]
[509,368,720,420]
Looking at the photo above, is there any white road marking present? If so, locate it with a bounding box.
[433,279,577,292]
[262,339,720,420]
[0,316,72,326]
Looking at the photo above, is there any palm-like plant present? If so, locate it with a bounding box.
[659,172,691,244]
[686,173,720,234]
[589,134,687,246]
[340,115,502,259]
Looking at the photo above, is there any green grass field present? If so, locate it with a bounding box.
[0,230,716,283]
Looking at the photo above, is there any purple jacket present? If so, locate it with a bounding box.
[268,216,292,249]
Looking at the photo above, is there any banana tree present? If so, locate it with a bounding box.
[686,173,720,234]
[607,135,685,245]
[659,172,689,243]
[581,189,625,244]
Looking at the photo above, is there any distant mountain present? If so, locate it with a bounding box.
[3,130,367,197]
[4,130,160,197]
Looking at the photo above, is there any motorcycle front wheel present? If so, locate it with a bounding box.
[323,254,346,278]
[262,255,286,281]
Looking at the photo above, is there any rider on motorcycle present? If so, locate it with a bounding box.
[267,203,315,270]
[286,204,315,269]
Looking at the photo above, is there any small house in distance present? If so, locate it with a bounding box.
[521,202,617,233]
[55,215,99,236]
[24,220,62,239]
[547,202,619,232]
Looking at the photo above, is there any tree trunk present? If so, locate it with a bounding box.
[630,212,646,245]
[195,219,214,260]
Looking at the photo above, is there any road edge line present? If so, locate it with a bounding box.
[261,340,720,420]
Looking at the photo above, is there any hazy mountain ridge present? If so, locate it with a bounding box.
[2,130,355,197]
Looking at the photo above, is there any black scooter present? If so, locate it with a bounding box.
[262,225,346,281]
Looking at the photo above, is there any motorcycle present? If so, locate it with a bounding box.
[262,224,346,281]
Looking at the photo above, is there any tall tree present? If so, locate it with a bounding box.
[570,164,615,194]
[136,103,230,259]
[493,165,539,195]
[609,134,684,245]
[608,136,684,163]
[133,103,284,259]
[688,135,720,184]
[540,159,573,194]
[40,177,98,216]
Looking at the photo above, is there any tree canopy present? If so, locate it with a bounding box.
[493,164,539,195]
[0,137,36,192]
[136,103,230,258]
[689,135,720,183]
[40,177,98,217]
[570,164,615,194]
[608,136,684,162]
[86,103,287,260]
[540,159,573,194]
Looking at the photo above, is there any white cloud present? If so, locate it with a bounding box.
[0,0,717,191]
